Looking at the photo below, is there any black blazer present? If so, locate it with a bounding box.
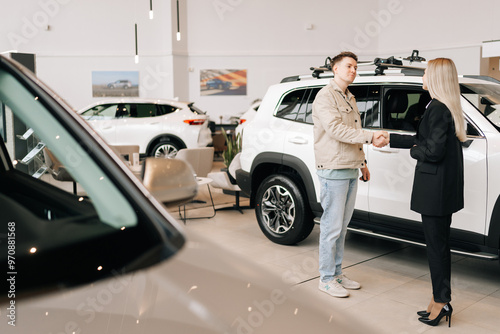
[390,99,464,216]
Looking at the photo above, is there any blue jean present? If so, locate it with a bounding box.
[318,177,358,283]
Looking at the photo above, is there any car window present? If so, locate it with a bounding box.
[0,73,137,229]
[275,88,320,124]
[350,85,381,128]
[81,104,118,119]
[0,58,188,299]
[158,104,178,115]
[383,87,430,132]
[461,83,500,130]
[131,103,157,118]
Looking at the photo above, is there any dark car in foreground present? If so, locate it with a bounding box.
[0,55,370,333]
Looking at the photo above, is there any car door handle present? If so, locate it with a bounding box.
[149,122,160,125]
[102,126,113,130]
[372,146,399,153]
[288,137,308,144]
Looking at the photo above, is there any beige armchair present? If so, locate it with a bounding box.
[207,153,248,213]
[174,147,215,221]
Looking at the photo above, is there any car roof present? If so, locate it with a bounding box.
[274,72,499,91]
[279,51,500,89]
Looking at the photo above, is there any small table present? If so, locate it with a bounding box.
[178,177,216,223]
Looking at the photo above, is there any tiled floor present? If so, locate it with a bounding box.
[175,179,500,333]
[45,159,500,332]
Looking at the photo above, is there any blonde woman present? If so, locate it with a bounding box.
[385,58,466,327]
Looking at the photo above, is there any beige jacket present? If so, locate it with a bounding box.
[312,79,373,170]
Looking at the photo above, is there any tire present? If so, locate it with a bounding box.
[255,174,313,245]
[150,140,181,158]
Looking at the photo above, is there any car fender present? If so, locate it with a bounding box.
[146,134,186,154]
[487,195,500,250]
[249,152,321,214]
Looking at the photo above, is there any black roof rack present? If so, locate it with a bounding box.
[280,50,427,83]
[309,56,332,79]
[310,49,426,78]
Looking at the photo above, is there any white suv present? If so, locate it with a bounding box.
[236,53,500,260]
[79,98,213,157]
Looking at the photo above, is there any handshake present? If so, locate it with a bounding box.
[372,131,389,148]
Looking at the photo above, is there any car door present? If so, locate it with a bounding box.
[280,85,372,213]
[84,103,119,144]
[114,103,163,153]
[280,87,322,206]
[366,85,488,238]
[366,85,423,224]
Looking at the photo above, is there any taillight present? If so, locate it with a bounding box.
[239,119,247,124]
[184,119,206,125]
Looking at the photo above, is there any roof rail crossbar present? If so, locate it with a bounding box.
[310,56,332,78]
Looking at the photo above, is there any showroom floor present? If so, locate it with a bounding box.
[170,162,500,334]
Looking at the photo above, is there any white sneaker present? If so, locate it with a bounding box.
[319,279,349,298]
[334,274,361,290]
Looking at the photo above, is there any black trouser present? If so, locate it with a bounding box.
[421,214,452,303]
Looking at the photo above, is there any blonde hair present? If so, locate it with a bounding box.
[426,58,467,142]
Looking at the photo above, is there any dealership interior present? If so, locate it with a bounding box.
[2,1,500,333]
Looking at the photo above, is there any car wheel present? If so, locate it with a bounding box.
[255,174,313,245]
[151,141,180,158]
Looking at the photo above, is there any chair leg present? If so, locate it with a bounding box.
[216,191,245,214]
[233,191,243,214]
[178,184,215,223]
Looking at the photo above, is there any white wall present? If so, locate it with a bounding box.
[1,0,499,121]
[0,0,175,110]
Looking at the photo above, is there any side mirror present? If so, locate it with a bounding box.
[142,157,198,205]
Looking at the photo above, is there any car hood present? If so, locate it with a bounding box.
[9,230,370,334]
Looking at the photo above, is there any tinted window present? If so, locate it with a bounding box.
[130,103,157,118]
[350,85,381,128]
[158,104,177,115]
[81,104,118,118]
[276,88,320,124]
[383,87,430,132]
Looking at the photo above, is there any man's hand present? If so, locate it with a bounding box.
[360,166,370,182]
[372,131,389,148]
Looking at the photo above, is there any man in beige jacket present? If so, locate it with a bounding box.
[312,51,386,298]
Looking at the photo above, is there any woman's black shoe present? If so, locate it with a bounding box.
[417,310,430,317]
[418,303,453,327]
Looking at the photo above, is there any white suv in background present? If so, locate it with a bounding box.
[79,98,213,157]
[236,52,500,260]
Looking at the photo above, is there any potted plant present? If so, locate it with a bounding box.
[221,128,241,184]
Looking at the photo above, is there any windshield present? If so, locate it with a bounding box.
[461,83,500,130]
[81,104,117,119]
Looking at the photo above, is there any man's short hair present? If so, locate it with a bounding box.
[331,51,358,68]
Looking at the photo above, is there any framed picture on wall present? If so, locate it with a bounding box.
[200,69,247,96]
[92,71,139,97]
